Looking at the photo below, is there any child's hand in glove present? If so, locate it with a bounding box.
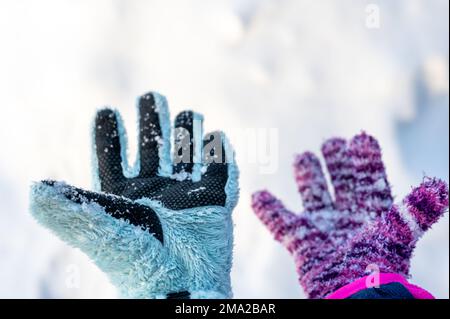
[252,132,448,299]
[30,92,239,299]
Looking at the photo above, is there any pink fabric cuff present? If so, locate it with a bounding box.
[326,273,435,299]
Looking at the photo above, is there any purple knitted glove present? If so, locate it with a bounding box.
[252,132,448,299]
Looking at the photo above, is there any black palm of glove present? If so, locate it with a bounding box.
[31,92,239,299]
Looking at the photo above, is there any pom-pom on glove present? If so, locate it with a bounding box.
[252,132,448,299]
[30,92,239,299]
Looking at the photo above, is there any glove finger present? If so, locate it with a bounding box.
[252,191,335,282]
[94,108,126,193]
[251,190,298,242]
[342,177,448,278]
[173,111,204,177]
[293,152,333,212]
[137,92,172,178]
[321,138,355,212]
[399,177,448,235]
[202,131,229,187]
[348,132,392,218]
[202,131,239,210]
[30,180,164,244]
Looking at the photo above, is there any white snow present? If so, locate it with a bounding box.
[170,170,190,182]
[187,187,206,195]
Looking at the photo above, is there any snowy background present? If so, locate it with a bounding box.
[0,0,448,298]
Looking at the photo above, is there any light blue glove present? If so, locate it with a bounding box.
[30,92,239,299]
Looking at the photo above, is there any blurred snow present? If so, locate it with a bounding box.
[0,0,448,298]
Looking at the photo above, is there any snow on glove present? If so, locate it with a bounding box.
[252,132,448,299]
[30,92,239,299]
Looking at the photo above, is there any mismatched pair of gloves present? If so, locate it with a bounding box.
[30,92,449,299]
